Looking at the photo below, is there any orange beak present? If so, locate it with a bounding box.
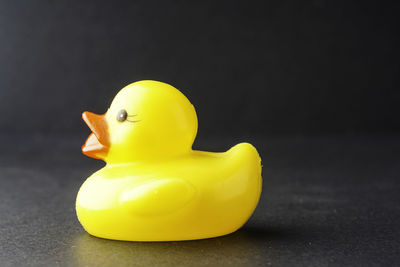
[82,111,110,160]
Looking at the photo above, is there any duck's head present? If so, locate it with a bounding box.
[82,80,198,164]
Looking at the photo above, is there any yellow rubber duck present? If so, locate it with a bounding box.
[76,80,262,241]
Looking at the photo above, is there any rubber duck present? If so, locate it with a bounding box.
[76,80,262,241]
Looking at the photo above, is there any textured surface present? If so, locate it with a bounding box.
[0,134,399,266]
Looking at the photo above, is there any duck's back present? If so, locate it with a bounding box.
[187,142,262,236]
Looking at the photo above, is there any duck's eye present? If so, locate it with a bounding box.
[117,109,128,122]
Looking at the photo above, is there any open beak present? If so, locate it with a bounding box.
[82,111,110,160]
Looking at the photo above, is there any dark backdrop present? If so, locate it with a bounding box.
[0,0,399,137]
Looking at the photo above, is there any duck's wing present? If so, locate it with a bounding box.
[119,178,196,217]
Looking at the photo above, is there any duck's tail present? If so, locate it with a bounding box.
[226,142,263,204]
[227,142,262,173]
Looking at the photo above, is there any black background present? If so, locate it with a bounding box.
[0,0,399,137]
[1,1,400,266]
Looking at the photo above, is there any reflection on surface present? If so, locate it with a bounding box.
[71,226,285,266]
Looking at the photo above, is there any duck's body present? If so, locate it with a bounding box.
[77,80,262,241]
[77,143,261,241]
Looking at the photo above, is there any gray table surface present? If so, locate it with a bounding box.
[0,134,399,266]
